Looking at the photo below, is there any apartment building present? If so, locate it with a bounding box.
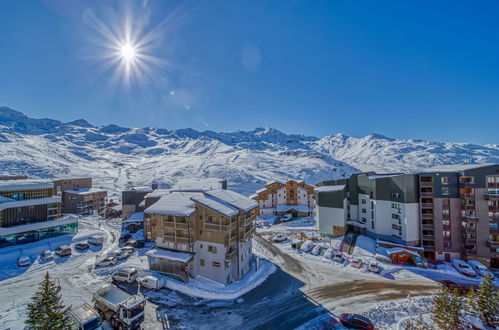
[53,178,107,214]
[315,172,420,246]
[250,180,315,218]
[0,180,77,248]
[419,164,499,267]
[144,188,257,285]
[122,187,153,219]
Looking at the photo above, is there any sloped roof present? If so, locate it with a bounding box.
[275,204,310,212]
[0,196,61,212]
[0,180,53,192]
[191,195,239,217]
[65,187,107,195]
[204,189,257,212]
[144,192,201,216]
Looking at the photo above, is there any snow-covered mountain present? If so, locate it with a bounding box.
[1,106,498,197]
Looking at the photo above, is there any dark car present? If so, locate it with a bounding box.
[119,234,132,243]
[55,245,72,257]
[125,240,145,248]
[74,242,90,250]
[339,313,374,330]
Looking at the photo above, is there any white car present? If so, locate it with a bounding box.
[95,256,117,267]
[139,276,165,291]
[272,234,287,243]
[17,255,31,267]
[324,248,334,259]
[452,259,477,277]
[88,235,104,246]
[311,245,322,256]
[368,262,381,273]
[107,250,129,260]
[112,267,138,283]
[300,240,314,252]
[467,260,493,277]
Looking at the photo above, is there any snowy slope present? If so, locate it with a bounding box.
[1,106,498,197]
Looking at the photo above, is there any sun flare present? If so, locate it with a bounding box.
[119,43,137,62]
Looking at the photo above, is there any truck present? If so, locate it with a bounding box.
[92,285,145,330]
[68,303,103,330]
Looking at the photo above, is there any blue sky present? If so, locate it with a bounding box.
[0,1,498,144]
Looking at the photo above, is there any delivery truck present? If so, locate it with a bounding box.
[92,285,145,330]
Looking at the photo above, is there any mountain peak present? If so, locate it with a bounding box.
[67,119,94,128]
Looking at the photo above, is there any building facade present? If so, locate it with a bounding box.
[419,164,499,267]
[144,188,257,285]
[0,180,77,248]
[121,187,153,219]
[251,180,316,218]
[315,173,420,246]
[53,178,107,214]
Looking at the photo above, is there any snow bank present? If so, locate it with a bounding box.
[160,258,276,300]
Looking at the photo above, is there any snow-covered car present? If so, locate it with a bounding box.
[112,267,138,283]
[95,256,117,267]
[324,248,334,259]
[311,245,322,256]
[272,234,287,243]
[368,262,381,273]
[350,259,362,268]
[138,276,165,291]
[452,259,477,277]
[466,260,492,277]
[125,239,145,248]
[88,235,104,246]
[107,250,129,260]
[74,242,90,250]
[291,240,303,249]
[17,255,31,267]
[39,250,54,262]
[333,253,344,263]
[300,240,314,252]
[55,245,72,257]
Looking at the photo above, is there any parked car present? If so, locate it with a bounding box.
[68,303,102,330]
[333,253,344,263]
[350,259,362,268]
[467,260,493,277]
[414,256,428,269]
[119,234,132,243]
[452,259,477,277]
[107,250,129,260]
[74,242,90,250]
[112,267,138,283]
[121,246,135,254]
[88,235,104,246]
[138,275,165,291]
[55,245,72,257]
[311,245,322,256]
[125,239,145,248]
[39,250,54,262]
[324,248,334,259]
[17,255,31,267]
[272,234,287,243]
[291,240,303,249]
[368,262,381,273]
[300,240,314,252]
[339,313,374,330]
[95,256,117,267]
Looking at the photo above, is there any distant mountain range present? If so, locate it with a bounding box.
[1,106,498,197]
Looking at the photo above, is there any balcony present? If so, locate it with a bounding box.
[461,215,479,223]
[489,206,499,212]
[422,243,435,251]
[462,204,475,211]
[442,214,451,221]
[485,193,499,201]
[162,221,189,229]
[421,223,434,230]
[486,240,499,248]
[421,213,434,220]
[421,203,434,209]
[422,234,435,240]
[489,226,499,234]
[464,248,478,256]
[204,222,229,231]
[420,192,434,198]
[225,247,238,258]
[462,226,476,234]
[460,193,475,200]
[420,182,433,187]
[442,225,451,231]
[464,238,477,245]
[163,235,190,244]
[490,216,499,223]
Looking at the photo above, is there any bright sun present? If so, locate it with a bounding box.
[119,43,137,61]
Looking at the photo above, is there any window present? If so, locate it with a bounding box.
[200,259,205,266]
[212,262,221,267]
[442,209,449,215]
[371,221,374,230]
[441,187,449,195]
[371,201,374,208]
[208,246,217,254]
[391,192,401,198]
[441,176,449,184]
[392,214,401,220]
[371,211,374,219]
[199,230,203,235]
[361,208,366,214]
[361,199,366,204]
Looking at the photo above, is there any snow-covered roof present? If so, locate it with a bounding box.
[249,194,258,199]
[130,186,153,193]
[191,195,239,217]
[204,189,257,212]
[275,204,310,212]
[366,173,403,179]
[0,216,78,236]
[256,188,267,193]
[314,185,345,192]
[421,163,496,173]
[123,212,144,223]
[0,196,14,203]
[144,192,201,216]
[0,196,61,212]
[65,187,107,195]
[0,180,53,192]
[146,189,171,199]
[386,248,420,257]
[146,247,194,263]
[266,180,283,186]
